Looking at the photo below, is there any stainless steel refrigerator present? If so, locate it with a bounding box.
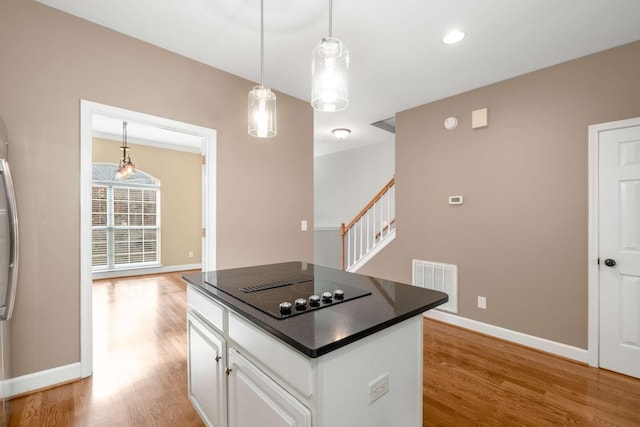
[0,117,19,426]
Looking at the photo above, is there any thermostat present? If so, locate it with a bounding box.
[449,196,463,205]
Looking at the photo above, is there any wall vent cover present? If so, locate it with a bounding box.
[412,259,458,313]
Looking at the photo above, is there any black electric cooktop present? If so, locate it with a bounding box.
[204,269,371,319]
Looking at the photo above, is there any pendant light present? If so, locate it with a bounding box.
[115,121,135,180]
[311,0,349,112]
[248,0,277,138]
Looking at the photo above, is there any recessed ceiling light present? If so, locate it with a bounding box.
[442,30,466,45]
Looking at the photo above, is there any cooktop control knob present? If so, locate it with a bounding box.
[322,292,333,302]
[334,289,345,300]
[279,302,292,314]
[295,298,307,310]
[309,294,320,307]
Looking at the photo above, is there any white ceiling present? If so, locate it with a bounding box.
[37,0,640,156]
[92,114,203,153]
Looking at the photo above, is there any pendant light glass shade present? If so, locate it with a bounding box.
[311,37,349,112]
[248,0,276,138]
[248,85,277,138]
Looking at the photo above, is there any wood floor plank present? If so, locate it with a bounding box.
[9,271,205,427]
[8,272,640,426]
[423,318,640,426]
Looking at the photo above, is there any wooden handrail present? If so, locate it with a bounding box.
[341,177,395,235]
[341,176,395,270]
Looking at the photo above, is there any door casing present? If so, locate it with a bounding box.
[80,100,217,378]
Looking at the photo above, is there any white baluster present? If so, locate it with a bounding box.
[366,208,370,251]
[386,191,391,237]
[347,228,351,269]
[373,200,377,243]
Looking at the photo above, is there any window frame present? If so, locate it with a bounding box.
[91,163,161,273]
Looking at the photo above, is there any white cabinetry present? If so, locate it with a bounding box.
[228,348,311,427]
[187,285,423,427]
[188,287,312,427]
[187,311,227,427]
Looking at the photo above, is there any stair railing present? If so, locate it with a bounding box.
[341,177,395,270]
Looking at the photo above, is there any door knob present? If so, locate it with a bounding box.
[604,259,616,267]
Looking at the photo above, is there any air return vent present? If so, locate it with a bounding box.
[412,259,458,313]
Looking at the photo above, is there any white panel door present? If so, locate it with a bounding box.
[227,348,311,427]
[187,311,227,427]
[599,123,640,379]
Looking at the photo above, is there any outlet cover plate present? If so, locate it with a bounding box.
[368,373,389,404]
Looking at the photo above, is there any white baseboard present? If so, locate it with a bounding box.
[424,310,589,364]
[7,362,82,398]
[92,263,201,280]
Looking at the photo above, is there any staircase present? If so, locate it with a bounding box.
[341,177,396,272]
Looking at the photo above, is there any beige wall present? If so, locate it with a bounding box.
[360,41,640,349]
[0,0,313,377]
[93,138,202,267]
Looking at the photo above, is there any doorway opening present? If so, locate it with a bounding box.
[80,100,217,378]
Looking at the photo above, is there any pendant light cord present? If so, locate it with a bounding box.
[328,0,333,37]
[260,0,264,87]
[122,121,128,160]
[122,121,127,148]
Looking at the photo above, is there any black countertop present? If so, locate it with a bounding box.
[183,262,448,358]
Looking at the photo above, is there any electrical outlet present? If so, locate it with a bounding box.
[478,296,487,309]
[301,220,308,231]
[368,373,389,404]
[188,251,194,258]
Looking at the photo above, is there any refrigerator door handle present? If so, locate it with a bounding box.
[0,159,18,321]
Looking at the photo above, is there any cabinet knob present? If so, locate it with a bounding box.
[215,355,222,363]
[225,368,232,376]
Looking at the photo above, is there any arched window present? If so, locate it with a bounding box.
[92,163,161,272]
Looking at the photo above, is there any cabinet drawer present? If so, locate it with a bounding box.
[228,313,313,398]
[187,286,225,332]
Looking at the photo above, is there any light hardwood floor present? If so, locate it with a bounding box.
[423,319,640,426]
[10,272,204,427]
[8,272,640,426]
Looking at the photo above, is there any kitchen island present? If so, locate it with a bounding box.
[183,262,448,427]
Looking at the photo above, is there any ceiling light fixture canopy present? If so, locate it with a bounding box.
[442,30,466,45]
[311,0,349,112]
[115,121,135,180]
[248,0,276,138]
[332,128,351,140]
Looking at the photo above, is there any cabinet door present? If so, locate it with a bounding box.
[187,311,227,427]
[228,348,311,427]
